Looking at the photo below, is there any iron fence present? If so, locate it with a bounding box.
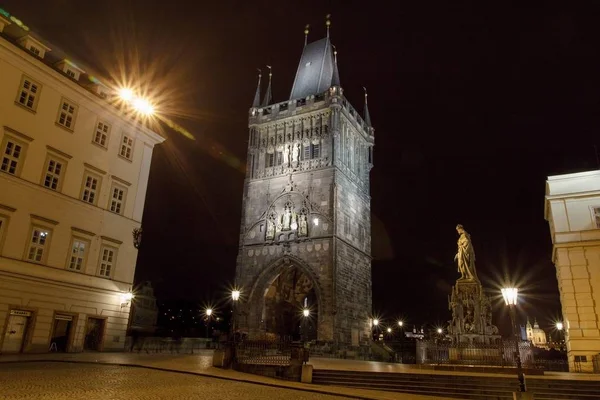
[125,337,215,354]
[235,339,295,366]
[416,340,535,368]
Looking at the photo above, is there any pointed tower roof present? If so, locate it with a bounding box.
[289,37,336,100]
[252,70,262,108]
[363,87,372,126]
[262,66,272,106]
[331,46,340,87]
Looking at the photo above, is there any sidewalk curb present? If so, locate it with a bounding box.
[0,359,379,400]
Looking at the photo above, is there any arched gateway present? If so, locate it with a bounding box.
[235,31,375,348]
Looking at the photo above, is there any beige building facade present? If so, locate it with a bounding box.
[0,11,164,353]
[545,170,600,371]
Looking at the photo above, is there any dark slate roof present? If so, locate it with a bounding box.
[289,37,336,100]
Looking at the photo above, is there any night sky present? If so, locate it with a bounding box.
[4,1,600,334]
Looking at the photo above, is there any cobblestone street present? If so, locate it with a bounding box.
[0,362,346,400]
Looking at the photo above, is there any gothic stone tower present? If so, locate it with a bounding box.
[234,33,375,347]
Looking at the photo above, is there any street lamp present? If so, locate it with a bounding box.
[556,322,563,331]
[205,308,213,341]
[502,287,526,393]
[302,308,310,343]
[437,328,443,334]
[372,318,379,341]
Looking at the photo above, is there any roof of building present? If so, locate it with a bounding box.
[289,37,337,101]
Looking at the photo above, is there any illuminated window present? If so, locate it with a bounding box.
[27,226,50,263]
[0,136,26,176]
[81,171,101,205]
[42,155,66,191]
[17,75,40,111]
[93,121,110,148]
[68,238,89,271]
[57,98,78,130]
[109,184,127,215]
[98,246,117,278]
[119,134,134,160]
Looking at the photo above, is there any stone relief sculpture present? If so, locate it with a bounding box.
[298,213,308,237]
[266,215,275,240]
[282,202,293,230]
[454,224,478,281]
[292,143,300,166]
[283,145,290,166]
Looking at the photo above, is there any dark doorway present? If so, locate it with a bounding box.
[84,317,105,351]
[263,265,318,340]
[50,315,73,352]
[1,310,32,353]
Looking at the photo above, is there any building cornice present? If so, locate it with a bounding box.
[0,37,165,146]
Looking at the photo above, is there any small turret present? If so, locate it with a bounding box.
[262,66,272,107]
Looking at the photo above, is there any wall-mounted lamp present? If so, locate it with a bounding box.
[121,292,134,307]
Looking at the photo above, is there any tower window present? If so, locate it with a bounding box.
[312,143,321,158]
[266,153,274,167]
[276,151,283,165]
[303,145,311,160]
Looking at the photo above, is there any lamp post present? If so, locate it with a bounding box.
[302,308,310,343]
[205,308,213,341]
[398,320,404,363]
[501,287,526,393]
[372,318,379,341]
[231,290,240,362]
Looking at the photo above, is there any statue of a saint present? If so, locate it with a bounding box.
[283,145,290,166]
[266,219,275,240]
[282,206,292,230]
[292,143,299,164]
[298,214,308,236]
[454,224,478,281]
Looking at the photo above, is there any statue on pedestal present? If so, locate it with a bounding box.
[283,145,290,167]
[454,224,478,281]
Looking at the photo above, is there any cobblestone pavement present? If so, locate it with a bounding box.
[0,362,347,400]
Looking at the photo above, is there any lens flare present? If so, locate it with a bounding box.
[119,88,134,102]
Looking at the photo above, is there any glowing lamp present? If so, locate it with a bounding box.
[501,288,518,306]
[387,327,392,333]
[373,319,379,326]
[437,328,443,334]
[398,321,403,327]
[206,308,213,317]
[119,88,134,102]
[132,97,154,116]
[556,322,563,331]
[303,308,310,317]
[232,290,241,301]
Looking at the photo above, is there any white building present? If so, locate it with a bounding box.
[524,318,548,349]
[545,170,600,371]
[0,9,164,353]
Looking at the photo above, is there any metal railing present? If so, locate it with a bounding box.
[125,337,215,354]
[235,338,295,366]
[416,340,535,367]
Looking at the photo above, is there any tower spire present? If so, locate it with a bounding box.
[304,24,310,47]
[262,65,272,107]
[326,14,331,38]
[331,45,340,87]
[252,69,262,108]
[363,87,372,126]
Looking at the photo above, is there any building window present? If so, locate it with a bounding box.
[81,172,101,205]
[66,69,76,78]
[57,99,78,130]
[312,143,321,158]
[67,238,88,271]
[266,153,274,167]
[99,246,116,278]
[303,145,311,160]
[17,76,41,111]
[1,137,26,176]
[276,151,283,165]
[119,134,134,160]
[27,226,50,263]
[42,156,66,191]
[109,184,127,215]
[29,46,40,56]
[593,207,600,228]
[93,121,110,148]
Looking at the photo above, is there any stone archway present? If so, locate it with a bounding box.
[246,256,321,341]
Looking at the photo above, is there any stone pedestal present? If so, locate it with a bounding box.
[448,278,500,345]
